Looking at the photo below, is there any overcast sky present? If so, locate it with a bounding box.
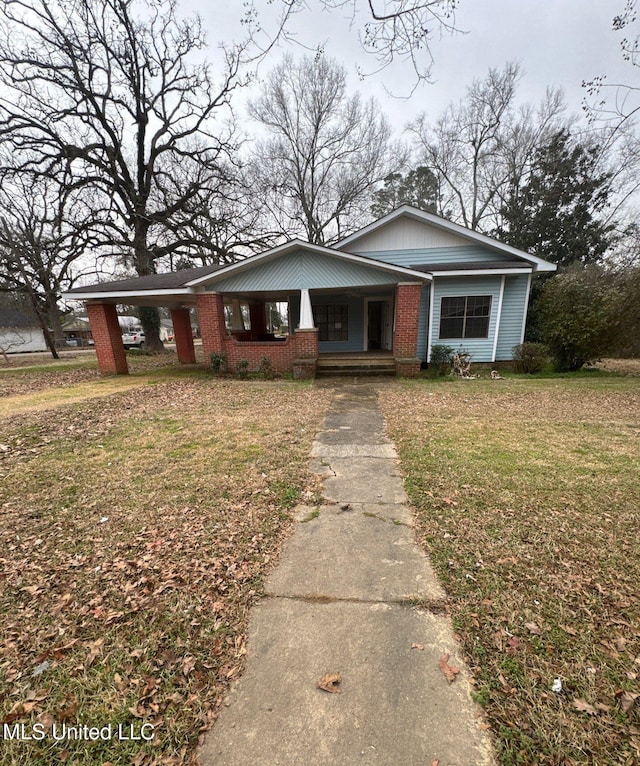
[187,0,635,136]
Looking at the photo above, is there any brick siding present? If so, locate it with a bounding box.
[393,283,422,359]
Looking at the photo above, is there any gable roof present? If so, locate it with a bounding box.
[336,205,557,273]
[184,239,432,288]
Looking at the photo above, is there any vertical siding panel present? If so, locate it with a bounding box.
[495,274,532,359]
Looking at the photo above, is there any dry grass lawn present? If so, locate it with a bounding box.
[379,374,640,766]
[0,360,331,764]
[2,354,639,765]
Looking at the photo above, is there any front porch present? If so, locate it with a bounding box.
[66,239,432,378]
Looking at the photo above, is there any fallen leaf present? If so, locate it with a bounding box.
[439,653,460,684]
[506,636,521,652]
[560,624,578,636]
[525,622,541,635]
[573,698,598,716]
[318,673,342,693]
[431,760,440,766]
[618,690,639,713]
[411,643,424,650]
[85,638,105,669]
[58,697,78,722]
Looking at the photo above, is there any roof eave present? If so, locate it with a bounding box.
[429,267,533,277]
[62,288,193,301]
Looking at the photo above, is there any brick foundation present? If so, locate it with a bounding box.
[395,358,421,378]
[86,303,128,375]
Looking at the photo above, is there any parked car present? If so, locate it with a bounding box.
[122,330,145,349]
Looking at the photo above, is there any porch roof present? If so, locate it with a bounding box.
[63,240,431,306]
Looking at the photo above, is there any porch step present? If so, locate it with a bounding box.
[316,355,396,377]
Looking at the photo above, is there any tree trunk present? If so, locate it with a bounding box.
[22,282,59,359]
[133,227,164,351]
[46,293,66,348]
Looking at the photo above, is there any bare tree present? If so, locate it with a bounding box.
[582,2,640,233]
[409,63,566,231]
[249,53,404,245]
[0,173,94,357]
[0,0,253,349]
[272,0,459,87]
[583,1,639,131]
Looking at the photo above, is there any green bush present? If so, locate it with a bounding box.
[258,355,276,379]
[209,352,228,374]
[236,359,249,380]
[512,342,548,374]
[428,344,454,376]
[539,266,618,371]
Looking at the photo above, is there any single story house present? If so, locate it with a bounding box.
[0,309,47,355]
[63,206,556,377]
[61,316,94,344]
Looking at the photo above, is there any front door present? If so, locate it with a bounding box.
[366,299,393,351]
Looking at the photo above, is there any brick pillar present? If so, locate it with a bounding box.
[294,328,319,358]
[249,302,267,336]
[196,293,227,359]
[86,302,128,375]
[393,283,423,359]
[170,308,196,364]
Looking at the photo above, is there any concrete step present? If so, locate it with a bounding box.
[316,356,395,377]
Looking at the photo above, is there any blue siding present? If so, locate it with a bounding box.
[495,274,530,360]
[355,245,515,268]
[209,250,398,293]
[431,276,503,362]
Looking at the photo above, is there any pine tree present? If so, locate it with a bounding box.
[497,129,614,267]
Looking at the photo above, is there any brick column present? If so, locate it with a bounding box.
[393,283,423,359]
[294,328,319,359]
[170,308,196,364]
[86,302,128,375]
[196,293,227,359]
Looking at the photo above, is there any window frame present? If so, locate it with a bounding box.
[314,303,349,342]
[439,295,492,340]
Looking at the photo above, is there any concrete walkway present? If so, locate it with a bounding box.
[200,382,494,766]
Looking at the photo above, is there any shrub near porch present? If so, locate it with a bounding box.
[380,377,640,766]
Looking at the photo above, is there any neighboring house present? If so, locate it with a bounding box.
[0,310,47,355]
[61,317,93,344]
[63,206,557,377]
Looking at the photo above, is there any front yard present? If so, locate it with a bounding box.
[379,374,640,765]
[0,360,331,765]
[1,356,639,765]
